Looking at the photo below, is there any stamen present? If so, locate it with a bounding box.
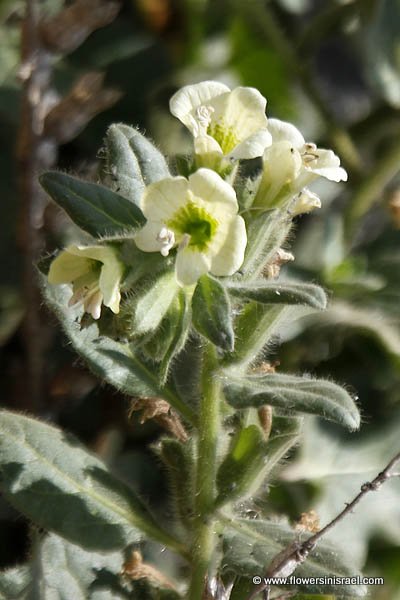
[195,105,214,134]
[301,142,319,164]
[157,227,175,257]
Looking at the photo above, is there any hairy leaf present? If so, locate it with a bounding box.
[43,279,195,424]
[223,519,367,596]
[27,533,127,600]
[40,171,145,238]
[284,418,400,567]
[192,275,234,351]
[0,411,178,551]
[239,209,292,279]
[223,303,288,368]
[216,425,266,506]
[134,272,179,335]
[223,372,360,430]
[227,280,327,309]
[104,124,170,205]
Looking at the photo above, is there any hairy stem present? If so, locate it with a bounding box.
[188,343,221,599]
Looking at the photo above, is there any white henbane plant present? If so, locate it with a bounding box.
[1,81,383,600]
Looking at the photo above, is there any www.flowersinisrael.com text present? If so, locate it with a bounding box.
[252,575,384,586]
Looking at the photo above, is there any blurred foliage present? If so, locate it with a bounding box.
[0,0,399,598]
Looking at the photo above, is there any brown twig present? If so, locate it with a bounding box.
[16,0,57,411]
[16,0,122,412]
[247,451,400,599]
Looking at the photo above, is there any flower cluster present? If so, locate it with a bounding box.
[47,81,347,320]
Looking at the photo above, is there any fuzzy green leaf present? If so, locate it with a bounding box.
[0,411,178,551]
[239,209,292,279]
[129,132,170,185]
[134,271,179,335]
[223,303,288,368]
[26,533,127,600]
[223,372,360,430]
[192,275,234,351]
[42,278,196,425]
[228,281,327,309]
[159,290,191,385]
[104,124,170,205]
[223,519,367,596]
[40,171,145,238]
[216,425,266,506]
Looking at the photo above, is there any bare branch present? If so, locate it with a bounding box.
[44,72,122,144]
[247,451,400,599]
[40,0,120,54]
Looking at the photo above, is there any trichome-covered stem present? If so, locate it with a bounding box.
[188,343,221,599]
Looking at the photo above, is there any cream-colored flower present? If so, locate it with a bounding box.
[254,118,347,212]
[48,245,124,319]
[169,81,271,163]
[134,169,247,286]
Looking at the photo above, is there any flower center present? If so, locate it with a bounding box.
[208,121,239,154]
[167,200,218,252]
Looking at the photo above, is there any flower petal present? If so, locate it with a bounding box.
[99,259,124,314]
[228,129,272,160]
[66,244,117,263]
[169,81,230,134]
[255,141,302,208]
[142,177,189,221]
[309,149,348,182]
[268,118,305,148]
[210,215,247,277]
[175,249,211,286]
[188,168,238,216]
[194,134,223,156]
[211,86,268,141]
[84,289,103,320]
[48,249,92,284]
[135,221,169,252]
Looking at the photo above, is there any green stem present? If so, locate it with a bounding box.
[187,343,221,599]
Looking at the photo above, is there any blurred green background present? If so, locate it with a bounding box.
[1,0,400,598]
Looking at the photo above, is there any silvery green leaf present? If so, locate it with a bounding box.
[0,412,178,551]
[40,171,145,238]
[227,281,327,309]
[223,519,367,596]
[192,275,234,351]
[238,210,292,279]
[42,277,195,424]
[104,124,170,205]
[27,534,127,600]
[223,372,360,430]
[284,417,400,567]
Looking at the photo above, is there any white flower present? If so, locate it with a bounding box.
[169,81,271,162]
[268,118,348,184]
[48,245,124,319]
[254,118,347,212]
[134,169,247,286]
